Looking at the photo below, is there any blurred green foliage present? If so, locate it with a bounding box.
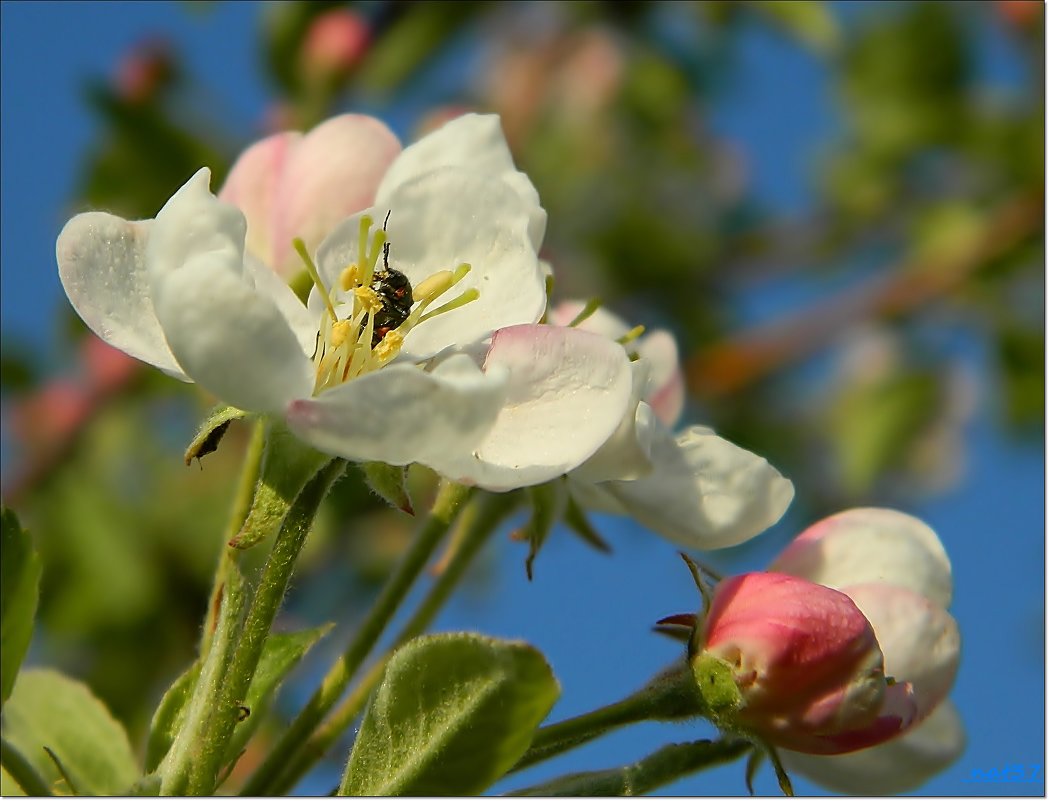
[1,0,1042,770]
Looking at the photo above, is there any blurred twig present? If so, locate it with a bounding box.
[686,192,1043,398]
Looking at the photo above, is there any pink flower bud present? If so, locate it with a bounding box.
[696,572,916,755]
[300,9,370,80]
[114,38,175,104]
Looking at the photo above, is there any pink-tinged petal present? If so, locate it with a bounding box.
[318,169,546,359]
[699,572,911,755]
[550,302,684,426]
[285,355,508,465]
[636,330,685,427]
[805,681,916,755]
[425,325,632,491]
[603,425,794,549]
[57,212,187,380]
[153,260,314,414]
[219,115,401,279]
[782,701,966,795]
[278,115,401,275]
[770,507,953,608]
[704,574,880,708]
[843,583,960,720]
[218,130,302,275]
[376,113,546,250]
[571,363,655,483]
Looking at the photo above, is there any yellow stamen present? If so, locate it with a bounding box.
[354,286,383,314]
[293,237,338,321]
[568,298,603,327]
[616,325,645,346]
[340,264,359,292]
[413,270,454,303]
[330,320,353,348]
[419,288,480,323]
[373,330,404,363]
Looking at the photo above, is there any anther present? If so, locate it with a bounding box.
[330,320,353,348]
[340,264,359,292]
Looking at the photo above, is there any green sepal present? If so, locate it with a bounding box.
[183,404,248,466]
[690,652,744,727]
[562,497,611,554]
[359,462,414,515]
[228,422,333,549]
[517,482,567,580]
[1,506,40,707]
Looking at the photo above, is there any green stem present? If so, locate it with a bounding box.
[183,459,347,794]
[227,422,332,550]
[247,491,519,796]
[159,558,248,795]
[511,737,751,796]
[202,419,266,657]
[239,480,474,796]
[1,737,53,796]
[513,663,703,773]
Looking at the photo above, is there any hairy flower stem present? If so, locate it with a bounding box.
[180,458,347,795]
[250,492,520,796]
[201,419,266,657]
[512,663,705,773]
[239,480,475,796]
[511,737,752,796]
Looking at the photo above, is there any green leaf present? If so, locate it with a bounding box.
[1,669,138,795]
[1,506,41,707]
[144,625,331,775]
[144,662,201,773]
[341,633,560,796]
[224,624,333,766]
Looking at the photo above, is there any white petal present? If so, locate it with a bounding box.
[551,302,684,427]
[636,329,685,428]
[567,478,630,516]
[284,355,508,465]
[604,425,794,549]
[153,259,313,414]
[782,701,965,795]
[243,255,318,357]
[376,113,546,250]
[146,168,246,291]
[317,169,546,358]
[56,212,187,380]
[769,507,953,608]
[844,584,960,720]
[426,325,633,491]
[571,363,655,483]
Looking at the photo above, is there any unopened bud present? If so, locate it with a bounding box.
[693,572,915,755]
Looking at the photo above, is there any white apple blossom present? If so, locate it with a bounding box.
[548,301,794,549]
[57,114,631,484]
[769,508,964,794]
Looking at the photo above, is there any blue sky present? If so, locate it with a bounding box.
[1,1,1043,796]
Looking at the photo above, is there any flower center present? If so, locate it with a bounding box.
[293,214,478,393]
